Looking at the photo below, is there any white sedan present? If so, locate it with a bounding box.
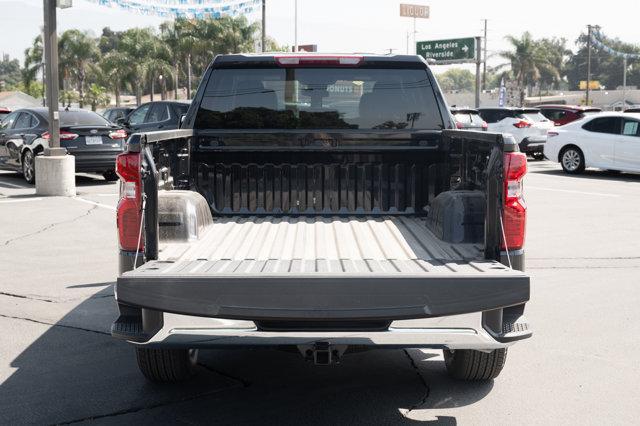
[544,112,640,174]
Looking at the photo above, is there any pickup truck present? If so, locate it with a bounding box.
[112,53,531,383]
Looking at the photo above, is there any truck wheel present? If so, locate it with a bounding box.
[443,348,507,381]
[135,347,198,382]
[560,146,585,174]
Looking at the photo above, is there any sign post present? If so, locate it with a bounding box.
[400,4,429,54]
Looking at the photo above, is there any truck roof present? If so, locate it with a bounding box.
[212,53,428,66]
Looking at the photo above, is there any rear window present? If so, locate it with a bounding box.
[519,112,548,122]
[195,67,444,130]
[61,111,111,126]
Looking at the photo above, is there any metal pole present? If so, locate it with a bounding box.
[406,32,409,54]
[586,25,592,105]
[261,0,266,52]
[623,55,627,108]
[294,0,298,52]
[413,17,416,54]
[482,19,488,91]
[43,0,62,154]
[475,37,481,108]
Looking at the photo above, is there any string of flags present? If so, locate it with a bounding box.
[591,28,640,60]
[87,0,261,19]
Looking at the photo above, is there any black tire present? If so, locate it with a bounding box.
[103,169,119,182]
[135,347,198,382]
[444,348,507,381]
[22,150,36,184]
[559,146,585,174]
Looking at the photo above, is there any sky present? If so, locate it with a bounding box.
[1,0,640,72]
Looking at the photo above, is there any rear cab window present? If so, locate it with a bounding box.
[195,66,444,130]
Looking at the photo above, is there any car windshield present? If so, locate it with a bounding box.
[196,67,444,130]
[60,111,111,127]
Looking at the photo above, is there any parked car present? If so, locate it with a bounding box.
[0,108,127,183]
[478,107,554,159]
[112,53,531,383]
[117,101,190,133]
[624,107,640,113]
[538,105,601,126]
[0,107,11,121]
[545,112,640,174]
[103,107,135,124]
[450,107,487,131]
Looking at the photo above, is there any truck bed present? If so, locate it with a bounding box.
[118,216,529,320]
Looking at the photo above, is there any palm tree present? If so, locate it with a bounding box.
[99,51,132,107]
[499,32,558,105]
[119,28,157,105]
[23,35,44,105]
[59,30,99,108]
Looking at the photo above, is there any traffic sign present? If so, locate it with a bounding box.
[399,4,430,19]
[416,37,476,63]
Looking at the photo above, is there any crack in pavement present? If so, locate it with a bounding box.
[402,349,431,415]
[1,205,98,247]
[0,290,114,304]
[197,362,252,388]
[0,313,110,336]
[0,291,55,303]
[55,383,243,425]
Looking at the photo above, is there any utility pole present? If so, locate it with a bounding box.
[43,0,60,151]
[482,19,488,91]
[623,55,628,108]
[475,36,482,108]
[586,24,592,105]
[261,0,266,52]
[413,17,417,54]
[293,0,298,52]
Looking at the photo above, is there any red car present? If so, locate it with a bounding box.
[539,105,601,126]
[0,107,11,122]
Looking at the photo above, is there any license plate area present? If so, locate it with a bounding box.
[85,136,103,145]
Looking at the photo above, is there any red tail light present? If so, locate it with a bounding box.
[455,121,464,129]
[41,131,78,141]
[116,151,143,251]
[513,120,531,129]
[482,121,488,130]
[275,55,363,67]
[502,152,527,251]
[109,129,127,139]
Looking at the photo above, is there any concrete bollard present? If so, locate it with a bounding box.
[35,154,76,196]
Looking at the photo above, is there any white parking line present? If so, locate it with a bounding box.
[0,198,43,203]
[527,186,620,198]
[72,196,116,211]
[0,181,30,189]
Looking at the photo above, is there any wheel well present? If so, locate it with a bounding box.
[558,144,583,163]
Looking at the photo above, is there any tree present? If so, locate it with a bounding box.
[536,38,570,91]
[59,30,99,108]
[23,35,44,103]
[99,51,132,107]
[84,83,110,111]
[499,32,558,104]
[436,68,475,92]
[0,55,22,89]
[119,28,158,105]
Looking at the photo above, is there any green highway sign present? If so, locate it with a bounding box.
[416,37,476,62]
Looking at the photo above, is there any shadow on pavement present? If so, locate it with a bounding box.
[0,287,494,425]
[531,168,640,182]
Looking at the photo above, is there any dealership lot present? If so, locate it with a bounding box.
[1,162,639,425]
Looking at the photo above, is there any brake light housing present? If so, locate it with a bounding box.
[116,151,143,251]
[501,152,527,251]
[275,55,363,67]
[42,131,78,141]
[109,129,128,140]
[513,120,532,129]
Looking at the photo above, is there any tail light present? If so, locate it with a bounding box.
[455,121,464,129]
[109,129,127,139]
[502,152,527,251]
[482,121,488,130]
[41,131,78,141]
[275,55,363,67]
[513,120,532,129]
[115,151,143,251]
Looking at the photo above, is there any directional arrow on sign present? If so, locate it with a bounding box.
[462,45,469,53]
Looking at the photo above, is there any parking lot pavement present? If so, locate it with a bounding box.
[1,162,640,425]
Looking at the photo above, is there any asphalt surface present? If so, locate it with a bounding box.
[1,162,639,425]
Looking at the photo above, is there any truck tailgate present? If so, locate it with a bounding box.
[117,216,529,320]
